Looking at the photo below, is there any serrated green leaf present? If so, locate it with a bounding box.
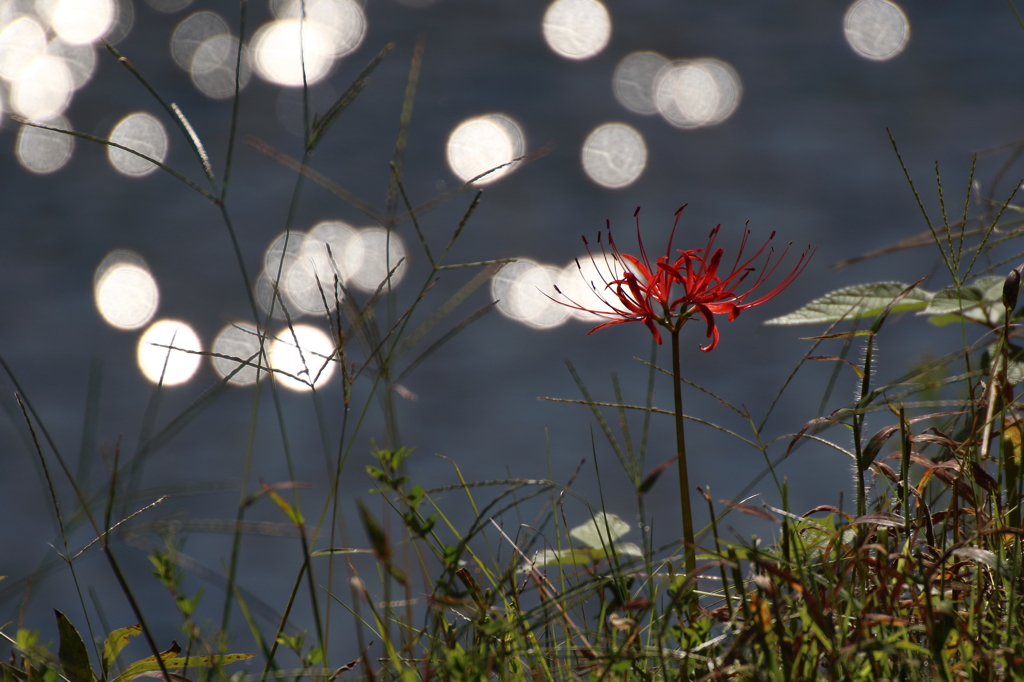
[763,282,932,326]
[101,624,141,678]
[921,286,983,314]
[55,611,95,682]
[112,654,253,682]
[974,275,1007,302]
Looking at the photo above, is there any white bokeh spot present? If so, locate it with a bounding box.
[137,319,202,386]
[542,0,611,60]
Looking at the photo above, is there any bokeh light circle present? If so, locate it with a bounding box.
[251,18,335,86]
[16,115,73,173]
[211,322,263,385]
[655,58,742,129]
[0,16,47,81]
[307,220,361,283]
[50,0,114,45]
[542,0,611,60]
[581,123,647,189]
[446,114,525,185]
[268,324,336,391]
[191,35,250,99]
[46,38,97,89]
[11,54,72,120]
[264,230,307,276]
[843,0,910,61]
[108,112,168,176]
[655,61,717,129]
[696,58,742,125]
[137,319,202,385]
[612,51,669,115]
[145,0,194,12]
[104,0,134,44]
[491,260,570,329]
[170,11,229,71]
[254,270,288,320]
[94,250,160,330]
[557,256,625,322]
[346,227,407,293]
[275,0,366,58]
[284,221,361,314]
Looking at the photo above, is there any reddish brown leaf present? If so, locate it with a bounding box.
[719,500,779,523]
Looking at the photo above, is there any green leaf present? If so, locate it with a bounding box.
[357,500,388,559]
[921,285,983,315]
[406,485,424,508]
[386,563,408,586]
[763,282,932,326]
[260,481,305,527]
[101,624,142,679]
[402,511,436,537]
[570,512,630,549]
[16,628,40,651]
[174,587,203,618]
[112,654,253,682]
[275,632,304,655]
[442,543,463,569]
[926,309,991,327]
[55,611,96,682]
[364,465,388,488]
[975,275,1007,302]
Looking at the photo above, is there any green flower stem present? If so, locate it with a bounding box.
[671,328,697,578]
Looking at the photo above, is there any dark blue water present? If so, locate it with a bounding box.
[1,0,1021,666]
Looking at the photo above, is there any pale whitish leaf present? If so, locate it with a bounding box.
[570,512,631,548]
[521,549,590,572]
[1008,362,1024,386]
[590,542,644,560]
[763,282,932,326]
[952,547,997,568]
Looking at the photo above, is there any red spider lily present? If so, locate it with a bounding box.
[558,206,814,351]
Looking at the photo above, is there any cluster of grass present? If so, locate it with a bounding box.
[7,6,1024,682]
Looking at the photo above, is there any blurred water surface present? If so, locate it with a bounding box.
[1,0,1022,661]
